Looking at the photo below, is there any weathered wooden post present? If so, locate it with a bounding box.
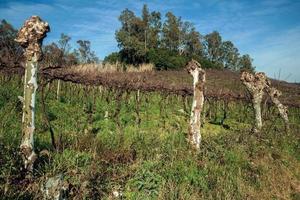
[186,59,206,149]
[56,79,61,100]
[240,72,267,132]
[15,16,50,171]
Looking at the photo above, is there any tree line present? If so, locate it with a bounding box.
[0,19,99,70]
[104,4,254,71]
[1,4,254,72]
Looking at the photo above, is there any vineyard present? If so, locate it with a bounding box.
[0,13,300,200]
[3,65,300,107]
[1,67,300,199]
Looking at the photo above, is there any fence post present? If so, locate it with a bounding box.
[15,16,50,171]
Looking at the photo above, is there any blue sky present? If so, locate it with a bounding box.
[1,0,300,82]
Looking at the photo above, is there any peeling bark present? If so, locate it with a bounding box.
[20,58,38,170]
[240,72,267,132]
[241,71,289,132]
[15,16,50,171]
[266,85,289,131]
[186,60,206,149]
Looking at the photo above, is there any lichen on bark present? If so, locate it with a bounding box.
[241,71,289,132]
[186,59,206,149]
[265,82,289,131]
[15,16,50,171]
[240,71,267,132]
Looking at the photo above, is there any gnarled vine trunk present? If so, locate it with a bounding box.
[20,56,39,170]
[241,71,289,132]
[186,60,206,149]
[240,72,267,133]
[15,16,50,171]
[266,86,289,131]
[252,91,263,131]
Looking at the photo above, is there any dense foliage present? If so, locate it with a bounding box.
[104,5,255,71]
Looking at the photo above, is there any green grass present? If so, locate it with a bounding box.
[0,74,299,199]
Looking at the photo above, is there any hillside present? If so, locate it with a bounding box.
[1,1,300,199]
[0,69,299,199]
[40,67,300,107]
[2,65,300,106]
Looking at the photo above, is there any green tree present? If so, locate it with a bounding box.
[141,4,162,50]
[142,4,150,51]
[148,11,162,49]
[221,41,240,70]
[76,40,99,64]
[203,31,223,65]
[103,52,121,63]
[58,33,71,64]
[147,48,187,70]
[181,22,202,57]
[162,12,182,52]
[239,54,255,72]
[112,5,255,71]
[115,8,146,64]
[77,40,90,63]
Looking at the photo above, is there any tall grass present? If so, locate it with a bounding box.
[0,74,299,199]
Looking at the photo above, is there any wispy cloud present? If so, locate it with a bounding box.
[0,2,54,26]
[250,26,300,82]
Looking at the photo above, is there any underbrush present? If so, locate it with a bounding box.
[0,75,299,199]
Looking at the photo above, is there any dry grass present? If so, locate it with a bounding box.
[66,62,154,74]
[126,63,154,72]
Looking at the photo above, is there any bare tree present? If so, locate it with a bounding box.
[15,16,50,171]
[186,59,206,149]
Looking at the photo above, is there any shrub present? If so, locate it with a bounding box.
[199,58,223,69]
[147,48,188,70]
[104,49,225,70]
[103,52,121,64]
